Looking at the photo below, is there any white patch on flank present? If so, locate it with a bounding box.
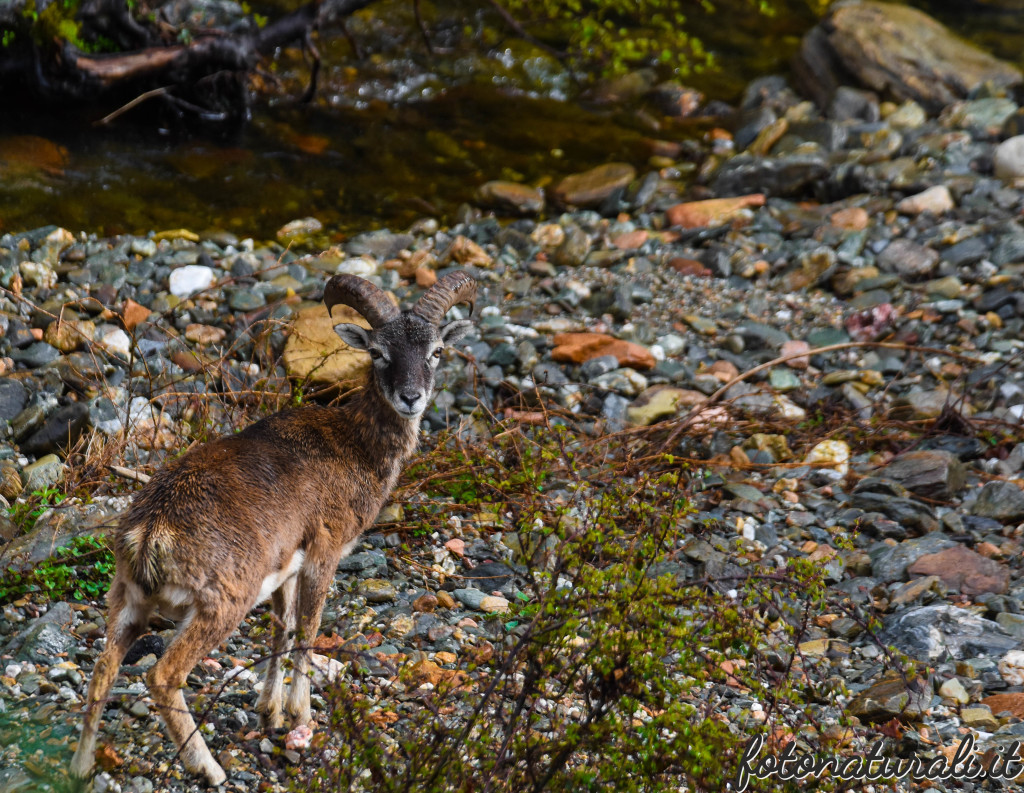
[337,537,359,561]
[256,550,305,603]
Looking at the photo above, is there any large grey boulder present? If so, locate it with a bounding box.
[793,1,1022,112]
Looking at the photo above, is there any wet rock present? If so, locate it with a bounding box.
[552,163,635,207]
[847,675,931,722]
[878,450,965,499]
[282,304,372,386]
[20,402,89,456]
[794,1,1022,112]
[972,481,1024,523]
[880,604,1017,660]
[907,545,1009,596]
[477,181,544,214]
[665,194,765,229]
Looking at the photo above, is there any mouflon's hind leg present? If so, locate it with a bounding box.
[147,601,248,787]
[71,575,152,780]
[256,576,296,730]
[285,561,335,728]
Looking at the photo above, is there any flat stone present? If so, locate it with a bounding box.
[879,604,1017,661]
[961,704,1000,731]
[878,450,965,499]
[908,545,1009,596]
[847,675,930,722]
[282,303,374,386]
[626,387,700,426]
[665,194,765,229]
[552,163,635,207]
[982,692,1024,719]
[551,332,655,370]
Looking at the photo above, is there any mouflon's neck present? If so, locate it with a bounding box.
[345,378,423,462]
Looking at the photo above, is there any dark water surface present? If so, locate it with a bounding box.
[0,0,1020,238]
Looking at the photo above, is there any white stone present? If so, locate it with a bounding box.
[335,256,377,277]
[896,185,954,215]
[999,650,1024,685]
[169,264,216,298]
[994,135,1024,180]
[98,327,131,357]
[804,439,851,475]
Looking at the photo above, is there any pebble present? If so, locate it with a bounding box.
[168,264,216,298]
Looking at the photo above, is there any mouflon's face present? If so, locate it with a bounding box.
[334,313,472,420]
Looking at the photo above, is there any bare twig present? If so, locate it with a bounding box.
[108,465,153,485]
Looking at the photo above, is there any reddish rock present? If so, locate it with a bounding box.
[667,257,711,277]
[907,545,1009,596]
[611,230,649,250]
[551,332,655,369]
[708,360,739,382]
[780,340,811,369]
[982,693,1024,719]
[666,194,765,229]
[121,299,151,331]
[830,207,870,231]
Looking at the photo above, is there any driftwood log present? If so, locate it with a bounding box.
[0,0,377,128]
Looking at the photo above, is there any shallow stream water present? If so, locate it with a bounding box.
[0,0,1020,238]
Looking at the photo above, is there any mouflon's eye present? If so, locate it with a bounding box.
[432,348,443,359]
[369,349,383,361]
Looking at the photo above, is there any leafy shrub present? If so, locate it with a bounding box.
[290,424,850,792]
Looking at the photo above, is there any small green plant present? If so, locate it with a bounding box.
[8,485,65,534]
[0,534,114,604]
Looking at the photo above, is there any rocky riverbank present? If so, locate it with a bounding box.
[4,2,1024,791]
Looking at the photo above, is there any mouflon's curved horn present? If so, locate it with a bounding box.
[411,271,477,325]
[323,275,400,328]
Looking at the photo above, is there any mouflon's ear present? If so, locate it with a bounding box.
[440,319,472,345]
[334,323,371,350]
